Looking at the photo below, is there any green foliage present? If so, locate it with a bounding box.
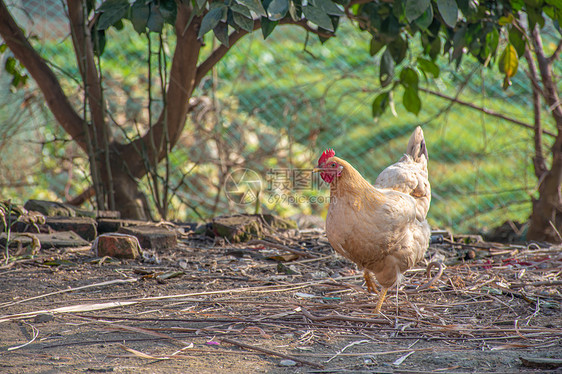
[2,0,560,233]
[90,0,559,119]
[0,44,28,89]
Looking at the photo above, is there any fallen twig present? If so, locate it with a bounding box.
[221,337,324,368]
[247,239,317,258]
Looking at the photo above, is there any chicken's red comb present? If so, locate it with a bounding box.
[318,148,335,165]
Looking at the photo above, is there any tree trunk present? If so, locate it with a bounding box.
[110,157,152,220]
[0,1,307,220]
[526,25,562,243]
[528,166,562,243]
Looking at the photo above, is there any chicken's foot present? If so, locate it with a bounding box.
[363,270,378,294]
[374,287,388,314]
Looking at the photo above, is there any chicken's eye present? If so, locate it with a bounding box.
[330,162,336,167]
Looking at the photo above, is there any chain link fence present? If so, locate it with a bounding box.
[1,0,558,234]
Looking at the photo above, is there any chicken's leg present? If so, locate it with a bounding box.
[374,287,388,314]
[363,270,378,294]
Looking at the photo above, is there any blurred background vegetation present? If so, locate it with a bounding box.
[0,0,559,235]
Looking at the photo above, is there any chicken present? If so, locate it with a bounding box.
[314,126,431,313]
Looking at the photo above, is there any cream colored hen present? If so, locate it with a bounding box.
[314,126,431,313]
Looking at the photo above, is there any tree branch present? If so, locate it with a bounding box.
[529,22,562,201]
[0,0,87,150]
[524,44,547,179]
[122,3,202,177]
[195,18,333,89]
[418,87,555,138]
[125,13,336,178]
[530,25,562,130]
[547,39,562,64]
[194,28,251,89]
[67,0,110,147]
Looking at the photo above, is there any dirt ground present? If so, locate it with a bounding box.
[0,229,561,373]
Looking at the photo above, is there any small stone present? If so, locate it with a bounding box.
[33,313,55,323]
[93,234,141,259]
[279,359,297,367]
[310,271,328,279]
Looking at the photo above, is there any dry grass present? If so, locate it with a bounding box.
[0,229,560,373]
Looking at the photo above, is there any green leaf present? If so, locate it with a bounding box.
[482,28,499,60]
[147,5,165,33]
[415,4,433,29]
[428,36,441,60]
[231,4,253,18]
[196,0,208,10]
[213,22,229,46]
[288,0,299,21]
[498,43,518,78]
[267,0,289,21]
[435,0,458,27]
[260,17,278,38]
[370,38,385,56]
[92,29,106,56]
[236,0,267,17]
[381,14,399,39]
[403,86,421,115]
[451,25,466,61]
[388,35,408,64]
[418,57,440,77]
[315,0,344,16]
[96,0,129,30]
[510,0,525,11]
[372,92,390,118]
[400,67,418,89]
[527,6,545,29]
[545,0,562,9]
[233,11,255,31]
[158,0,177,24]
[199,6,227,38]
[5,56,16,74]
[380,48,395,88]
[457,0,478,16]
[405,0,430,22]
[303,5,334,31]
[97,0,128,12]
[392,0,404,20]
[498,14,514,25]
[508,27,526,57]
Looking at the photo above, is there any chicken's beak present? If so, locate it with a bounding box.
[312,167,322,173]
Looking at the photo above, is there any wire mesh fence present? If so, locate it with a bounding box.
[1,0,558,234]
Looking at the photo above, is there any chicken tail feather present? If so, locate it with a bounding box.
[407,126,428,163]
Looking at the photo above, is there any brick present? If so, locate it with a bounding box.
[23,200,96,218]
[118,225,177,250]
[0,231,90,249]
[97,218,146,234]
[46,216,97,241]
[93,234,141,259]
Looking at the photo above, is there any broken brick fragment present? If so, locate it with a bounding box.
[93,234,141,259]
